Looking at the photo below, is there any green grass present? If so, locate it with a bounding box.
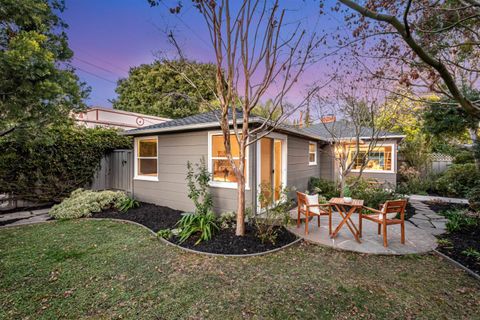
[1,220,479,319]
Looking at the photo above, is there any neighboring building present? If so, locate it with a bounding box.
[74,107,170,130]
[122,110,405,214]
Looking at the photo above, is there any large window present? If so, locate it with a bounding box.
[208,133,248,188]
[348,145,393,172]
[308,142,317,165]
[135,137,158,180]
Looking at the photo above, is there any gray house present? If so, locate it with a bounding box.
[123,110,404,214]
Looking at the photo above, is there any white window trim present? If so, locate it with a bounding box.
[207,131,250,190]
[349,143,396,174]
[308,141,317,166]
[134,136,159,181]
[255,133,288,212]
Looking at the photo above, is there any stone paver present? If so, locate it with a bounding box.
[0,207,51,227]
[288,210,437,255]
[408,200,449,236]
[409,194,468,204]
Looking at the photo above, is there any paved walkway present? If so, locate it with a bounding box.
[0,208,51,227]
[408,200,449,236]
[409,194,468,204]
[288,209,437,255]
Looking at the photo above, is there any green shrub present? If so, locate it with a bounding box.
[253,184,293,245]
[49,189,128,220]
[308,177,339,200]
[348,177,400,208]
[435,164,480,197]
[176,211,219,245]
[462,248,480,261]
[396,165,432,195]
[467,185,480,212]
[0,126,132,203]
[219,211,236,229]
[442,209,478,233]
[452,150,475,164]
[157,229,173,240]
[117,197,140,213]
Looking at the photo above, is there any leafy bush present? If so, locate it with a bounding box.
[467,185,480,212]
[176,212,219,245]
[308,177,339,200]
[117,197,140,213]
[252,184,293,245]
[435,164,480,197]
[462,248,480,261]
[176,158,218,244]
[157,229,173,240]
[0,126,132,203]
[442,209,478,233]
[219,211,236,229]
[186,158,213,215]
[348,177,400,209]
[396,165,432,195]
[452,150,475,164]
[49,189,128,220]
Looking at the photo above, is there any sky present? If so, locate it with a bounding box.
[62,0,344,108]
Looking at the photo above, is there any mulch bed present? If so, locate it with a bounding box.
[92,202,298,255]
[423,201,479,275]
[93,202,182,232]
[171,225,297,255]
[437,226,480,275]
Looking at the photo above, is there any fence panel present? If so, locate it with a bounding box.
[91,149,133,194]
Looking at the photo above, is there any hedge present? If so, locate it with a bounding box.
[0,126,132,203]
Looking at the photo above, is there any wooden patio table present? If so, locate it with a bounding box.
[329,198,364,243]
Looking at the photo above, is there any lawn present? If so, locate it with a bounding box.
[1,220,479,319]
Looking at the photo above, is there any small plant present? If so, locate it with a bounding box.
[342,185,352,198]
[118,197,140,213]
[219,211,236,229]
[49,189,128,220]
[253,183,293,245]
[176,211,219,245]
[437,238,453,248]
[186,158,213,216]
[157,229,173,240]
[308,177,339,200]
[443,209,479,233]
[461,248,480,262]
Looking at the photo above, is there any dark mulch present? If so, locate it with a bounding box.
[93,202,182,232]
[93,202,298,255]
[172,224,297,255]
[425,201,469,214]
[437,226,480,275]
[405,202,416,220]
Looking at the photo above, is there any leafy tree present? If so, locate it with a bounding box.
[112,59,218,118]
[0,0,88,137]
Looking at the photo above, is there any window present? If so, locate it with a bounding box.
[348,145,393,172]
[208,133,248,188]
[308,142,317,165]
[135,137,158,180]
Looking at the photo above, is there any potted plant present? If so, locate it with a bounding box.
[343,185,352,203]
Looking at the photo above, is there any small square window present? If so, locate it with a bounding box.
[308,142,317,165]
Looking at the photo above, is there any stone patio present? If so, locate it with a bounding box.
[288,209,437,255]
[0,208,51,227]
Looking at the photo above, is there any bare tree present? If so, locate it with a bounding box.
[315,83,400,194]
[333,0,480,118]
[150,0,322,236]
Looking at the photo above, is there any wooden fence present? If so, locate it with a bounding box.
[91,149,133,194]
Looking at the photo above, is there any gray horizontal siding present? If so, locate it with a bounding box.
[133,131,253,213]
[287,136,320,193]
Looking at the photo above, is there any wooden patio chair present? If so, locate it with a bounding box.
[359,199,407,247]
[296,192,332,235]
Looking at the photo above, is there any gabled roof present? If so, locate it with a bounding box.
[123,110,405,141]
[299,119,405,140]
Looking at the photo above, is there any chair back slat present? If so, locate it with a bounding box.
[297,192,308,208]
[383,200,407,216]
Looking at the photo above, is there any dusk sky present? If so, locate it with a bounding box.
[63,1,343,108]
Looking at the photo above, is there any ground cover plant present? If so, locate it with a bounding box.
[1,220,479,319]
[430,202,480,275]
[49,189,129,220]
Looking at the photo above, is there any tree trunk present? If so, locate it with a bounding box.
[469,127,480,171]
[235,174,246,236]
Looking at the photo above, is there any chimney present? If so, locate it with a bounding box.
[321,114,336,123]
[298,111,304,128]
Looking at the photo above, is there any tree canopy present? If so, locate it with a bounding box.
[0,0,88,137]
[112,60,218,119]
